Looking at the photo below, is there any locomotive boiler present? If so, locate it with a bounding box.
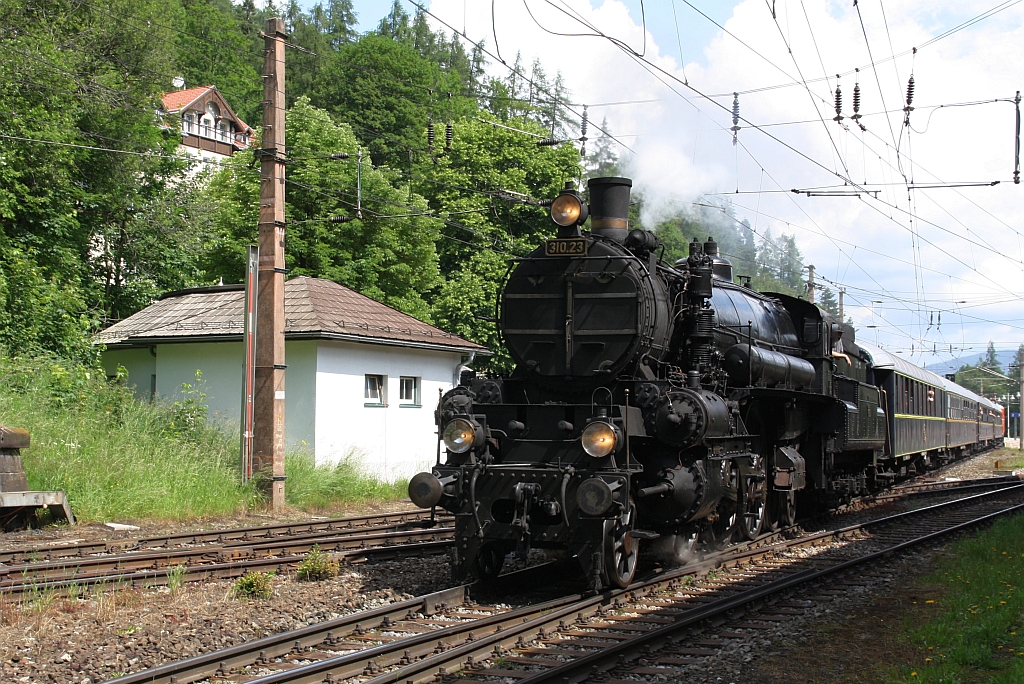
[409,176,1002,590]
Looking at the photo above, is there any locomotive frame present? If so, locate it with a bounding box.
[409,177,1006,590]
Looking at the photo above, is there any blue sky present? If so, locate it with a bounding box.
[349,1,725,66]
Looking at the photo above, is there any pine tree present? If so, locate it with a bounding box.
[982,341,1002,372]
[586,117,619,178]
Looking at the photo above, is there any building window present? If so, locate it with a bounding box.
[400,376,420,406]
[365,374,385,406]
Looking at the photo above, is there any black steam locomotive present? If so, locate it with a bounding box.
[409,177,1004,590]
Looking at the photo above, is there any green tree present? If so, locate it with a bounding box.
[311,33,472,168]
[982,341,1002,372]
[0,0,200,344]
[585,117,620,178]
[413,114,582,369]
[176,0,263,124]
[203,98,441,319]
[818,286,839,317]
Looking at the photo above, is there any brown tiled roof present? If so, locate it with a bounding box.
[97,277,486,353]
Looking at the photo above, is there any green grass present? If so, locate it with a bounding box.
[284,452,407,510]
[0,355,407,522]
[892,514,1024,682]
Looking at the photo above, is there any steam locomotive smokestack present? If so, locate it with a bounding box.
[587,177,632,242]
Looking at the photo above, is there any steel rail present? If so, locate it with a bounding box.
[0,537,453,596]
[101,562,567,684]
[0,509,447,564]
[0,527,454,585]
[102,585,470,684]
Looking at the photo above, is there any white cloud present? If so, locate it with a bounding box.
[426,0,1024,370]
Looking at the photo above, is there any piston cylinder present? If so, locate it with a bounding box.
[653,388,732,448]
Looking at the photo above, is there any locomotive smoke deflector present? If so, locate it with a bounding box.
[587,176,632,242]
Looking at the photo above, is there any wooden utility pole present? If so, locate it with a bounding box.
[253,17,287,510]
[838,289,844,321]
[807,264,816,304]
[1019,362,1023,450]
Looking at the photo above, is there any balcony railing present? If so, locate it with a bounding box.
[181,120,248,147]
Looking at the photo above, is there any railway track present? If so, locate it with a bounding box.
[1,476,1009,598]
[103,480,1024,684]
[0,511,452,595]
[0,509,442,564]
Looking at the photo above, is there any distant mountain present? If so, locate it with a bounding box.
[924,350,1017,377]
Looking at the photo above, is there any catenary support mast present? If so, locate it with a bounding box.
[253,17,287,510]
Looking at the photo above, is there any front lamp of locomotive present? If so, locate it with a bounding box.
[581,421,620,458]
[442,418,481,453]
[550,190,588,227]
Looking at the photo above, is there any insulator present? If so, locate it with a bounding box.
[580,105,589,139]
[427,121,435,151]
[905,75,915,107]
[445,122,453,150]
[731,93,740,145]
[327,215,353,223]
[329,153,350,160]
[536,138,560,147]
[852,84,861,114]
[834,85,843,122]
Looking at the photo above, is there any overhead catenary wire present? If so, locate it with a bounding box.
[529,0,1024,299]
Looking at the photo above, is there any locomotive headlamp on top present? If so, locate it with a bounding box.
[550,184,588,230]
[581,421,621,458]
[442,417,484,453]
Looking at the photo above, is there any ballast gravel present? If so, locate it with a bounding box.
[0,448,1014,683]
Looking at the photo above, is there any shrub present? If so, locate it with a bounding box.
[233,571,274,599]
[296,545,340,582]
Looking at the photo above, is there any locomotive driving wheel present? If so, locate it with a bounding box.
[739,456,767,540]
[708,460,741,549]
[767,489,797,529]
[602,498,638,588]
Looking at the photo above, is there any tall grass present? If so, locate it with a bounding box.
[1,356,258,520]
[1,356,406,522]
[285,452,407,511]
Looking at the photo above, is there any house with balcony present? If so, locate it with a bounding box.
[161,85,252,168]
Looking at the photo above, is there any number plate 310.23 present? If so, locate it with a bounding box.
[544,238,588,257]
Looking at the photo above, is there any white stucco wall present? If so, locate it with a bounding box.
[314,340,464,481]
[101,347,156,398]
[101,340,317,451]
